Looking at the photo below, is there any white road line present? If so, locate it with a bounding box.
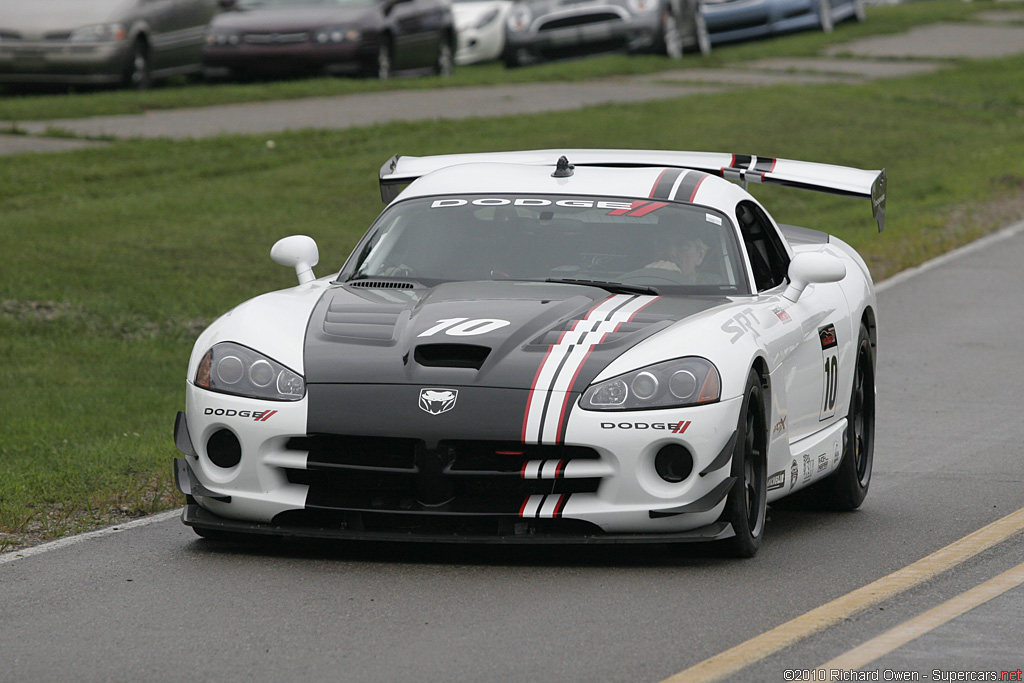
[0,509,182,565]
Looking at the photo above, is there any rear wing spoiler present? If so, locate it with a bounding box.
[378,149,887,231]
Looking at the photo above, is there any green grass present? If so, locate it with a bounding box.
[0,0,995,123]
[2,2,1024,552]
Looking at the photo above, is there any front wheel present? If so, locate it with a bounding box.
[720,368,768,558]
[123,39,151,90]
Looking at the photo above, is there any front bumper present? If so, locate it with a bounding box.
[202,42,371,75]
[505,6,661,63]
[174,384,743,543]
[0,41,131,84]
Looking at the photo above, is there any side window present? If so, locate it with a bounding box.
[736,201,790,292]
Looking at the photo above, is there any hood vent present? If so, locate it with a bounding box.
[414,344,490,370]
[348,281,416,290]
[324,304,404,341]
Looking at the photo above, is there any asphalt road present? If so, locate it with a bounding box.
[3,16,1024,683]
[3,222,1022,683]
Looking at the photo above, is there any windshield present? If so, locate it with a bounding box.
[341,194,749,295]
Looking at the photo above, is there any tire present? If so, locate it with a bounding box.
[123,39,151,90]
[435,36,454,76]
[375,38,393,80]
[720,368,768,558]
[811,323,875,510]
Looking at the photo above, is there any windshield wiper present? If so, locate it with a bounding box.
[544,278,660,295]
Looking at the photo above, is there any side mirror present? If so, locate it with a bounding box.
[271,235,319,285]
[782,252,846,303]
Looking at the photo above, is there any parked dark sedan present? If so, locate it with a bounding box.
[0,0,219,89]
[203,0,456,79]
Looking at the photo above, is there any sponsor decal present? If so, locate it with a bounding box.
[419,388,458,415]
[767,470,786,492]
[722,308,761,344]
[430,198,636,211]
[605,201,668,217]
[819,323,840,421]
[802,453,813,482]
[833,440,842,467]
[790,459,799,489]
[204,407,277,422]
[817,453,830,473]
[600,421,691,433]
[772,306,792,324]
[772,415,787,435]
[819,324,838,350]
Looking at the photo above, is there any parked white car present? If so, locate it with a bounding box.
[453,0,513,64]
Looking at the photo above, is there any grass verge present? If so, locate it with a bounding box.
[2,27,1024,554]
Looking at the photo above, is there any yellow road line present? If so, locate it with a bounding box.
[817,559,1024,672]
[660,506,1024,683]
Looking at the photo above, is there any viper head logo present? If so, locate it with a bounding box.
[419,388,458,415]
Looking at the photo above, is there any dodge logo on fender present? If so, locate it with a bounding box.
[600,420,691,433]
[419,388,458,415]
[204,408,277,422]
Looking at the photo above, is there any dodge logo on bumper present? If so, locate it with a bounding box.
[419,388,458,415]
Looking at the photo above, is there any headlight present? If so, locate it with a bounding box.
[313,26,362,43]
[507,5,532,33]
[69,23,127,42]
[195,342,305,401]
[580,357,720,411]
[206,31,241,46]
[627,0,659,13]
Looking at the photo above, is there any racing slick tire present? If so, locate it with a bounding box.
[720,368,768,558]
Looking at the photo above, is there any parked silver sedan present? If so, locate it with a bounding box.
[502,0,709,67]
[0,0,220,88]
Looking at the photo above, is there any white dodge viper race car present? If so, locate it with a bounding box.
[173,149,886,556]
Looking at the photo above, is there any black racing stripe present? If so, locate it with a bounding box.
[674,171,708,202]
[730,154,752,170]
[650,168,685,199]
[754,156,777,174]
